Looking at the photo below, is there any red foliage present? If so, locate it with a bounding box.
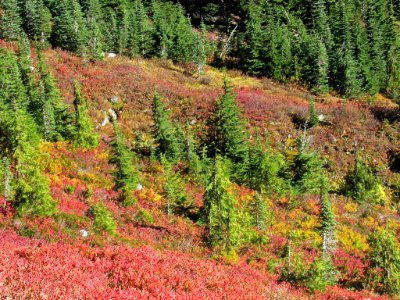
[0,230,305,299]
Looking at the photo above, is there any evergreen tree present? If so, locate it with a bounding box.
[12,106,55,216]
[151,91,182,162]
[206,79,248,165]
[342,157,385,204]
[367,227,400,295]
[244,2,265,75]
[160,154,187,216]
[84,0,104,61]
[319,181,336,259]
[21,0,52,47]
[72,82,99,149]
[202,156,239,252]
[289,136,324,194]
[192,21,208,78]
[109,118,138,205]
[1,157,11,208]
[0,49,54,216]
[308,99,319,127]
[134,0,153,57]
[36,52,72,141]
[51,0,88,55]
[0,0,22,40]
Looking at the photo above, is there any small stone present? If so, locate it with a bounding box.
[79,229,88,238]
[107,53,117,58]
[110,96,119,104]
[318,114,325,122]
[136,183,143,191]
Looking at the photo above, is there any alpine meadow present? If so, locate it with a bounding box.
[0,0,400,299]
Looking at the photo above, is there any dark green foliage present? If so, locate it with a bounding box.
[151,91,182,163]
[202,156,239,252]
[161,155,188,216]
[246,133,284,196]
[205,79,248,165]
[83,0,104,61]
[367,227,400,295]
[35,52,73,141]
[306,257,336,292]
[342,157,385,204]
[87,202,117,235]
[51,0,88,54]
[286,136,324,194]
[72,82,99,149]
[0,0,22,40]
[21,0,52,46]
[0,49,55,217]
[109,119,139,205]
[319,183,335,235]
[308,100,319,127]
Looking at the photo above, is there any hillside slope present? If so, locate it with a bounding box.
[0,48,399,299]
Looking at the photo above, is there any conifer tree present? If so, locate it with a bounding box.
[12,106,55,216]
[289,136,324,194]
[202,156,239,252]
[308,99,319,127]
[0,49,54,216]
[1,157,11,208]
[21,0,52,46]
[170,7,194,63]
[0,0,22,40]
[206,79,248,165]
[51,0,88,55]
[245,2,265,75]
[72,82,99,149]
[367,227,400,295]
[192,21,208,78]
[134,0,153,57]
[160,154,187,216]
[342,157,384,204]
[109,118,138,205]
[36,52,72,141]
[84,0,104,61]
[245,133,284,229]
[151,91,182,163]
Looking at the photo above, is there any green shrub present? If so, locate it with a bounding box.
[87,202,117,235]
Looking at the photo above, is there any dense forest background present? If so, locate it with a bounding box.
[2,0,400,98]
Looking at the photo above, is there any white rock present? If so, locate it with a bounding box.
[318,114,325,122]
[108,108,117,121]
[107,53,117,58]
[136,183,143,191]
[30,66,35,72]
[79,229,88,238]
[110,96,119,104]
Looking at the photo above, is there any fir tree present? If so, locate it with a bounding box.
[160,154,187,216]
[12,106,55,216]
[151,91,182,163]
[367,227,400,295]
[84,0,104,61]
[308,99,319,127]
[342,157,385,204]
[192,21,207,78]
[206,79,248,165]
[289,136,324,194]
[0,0,22,40]
[245,2,265,75]
[202,156,239,252]
[36,51,72,141]
[51,0,88,55]
[21,0,52,46]
[72,82,99,149]
[1,157,11,208]
[109,118,138,205]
